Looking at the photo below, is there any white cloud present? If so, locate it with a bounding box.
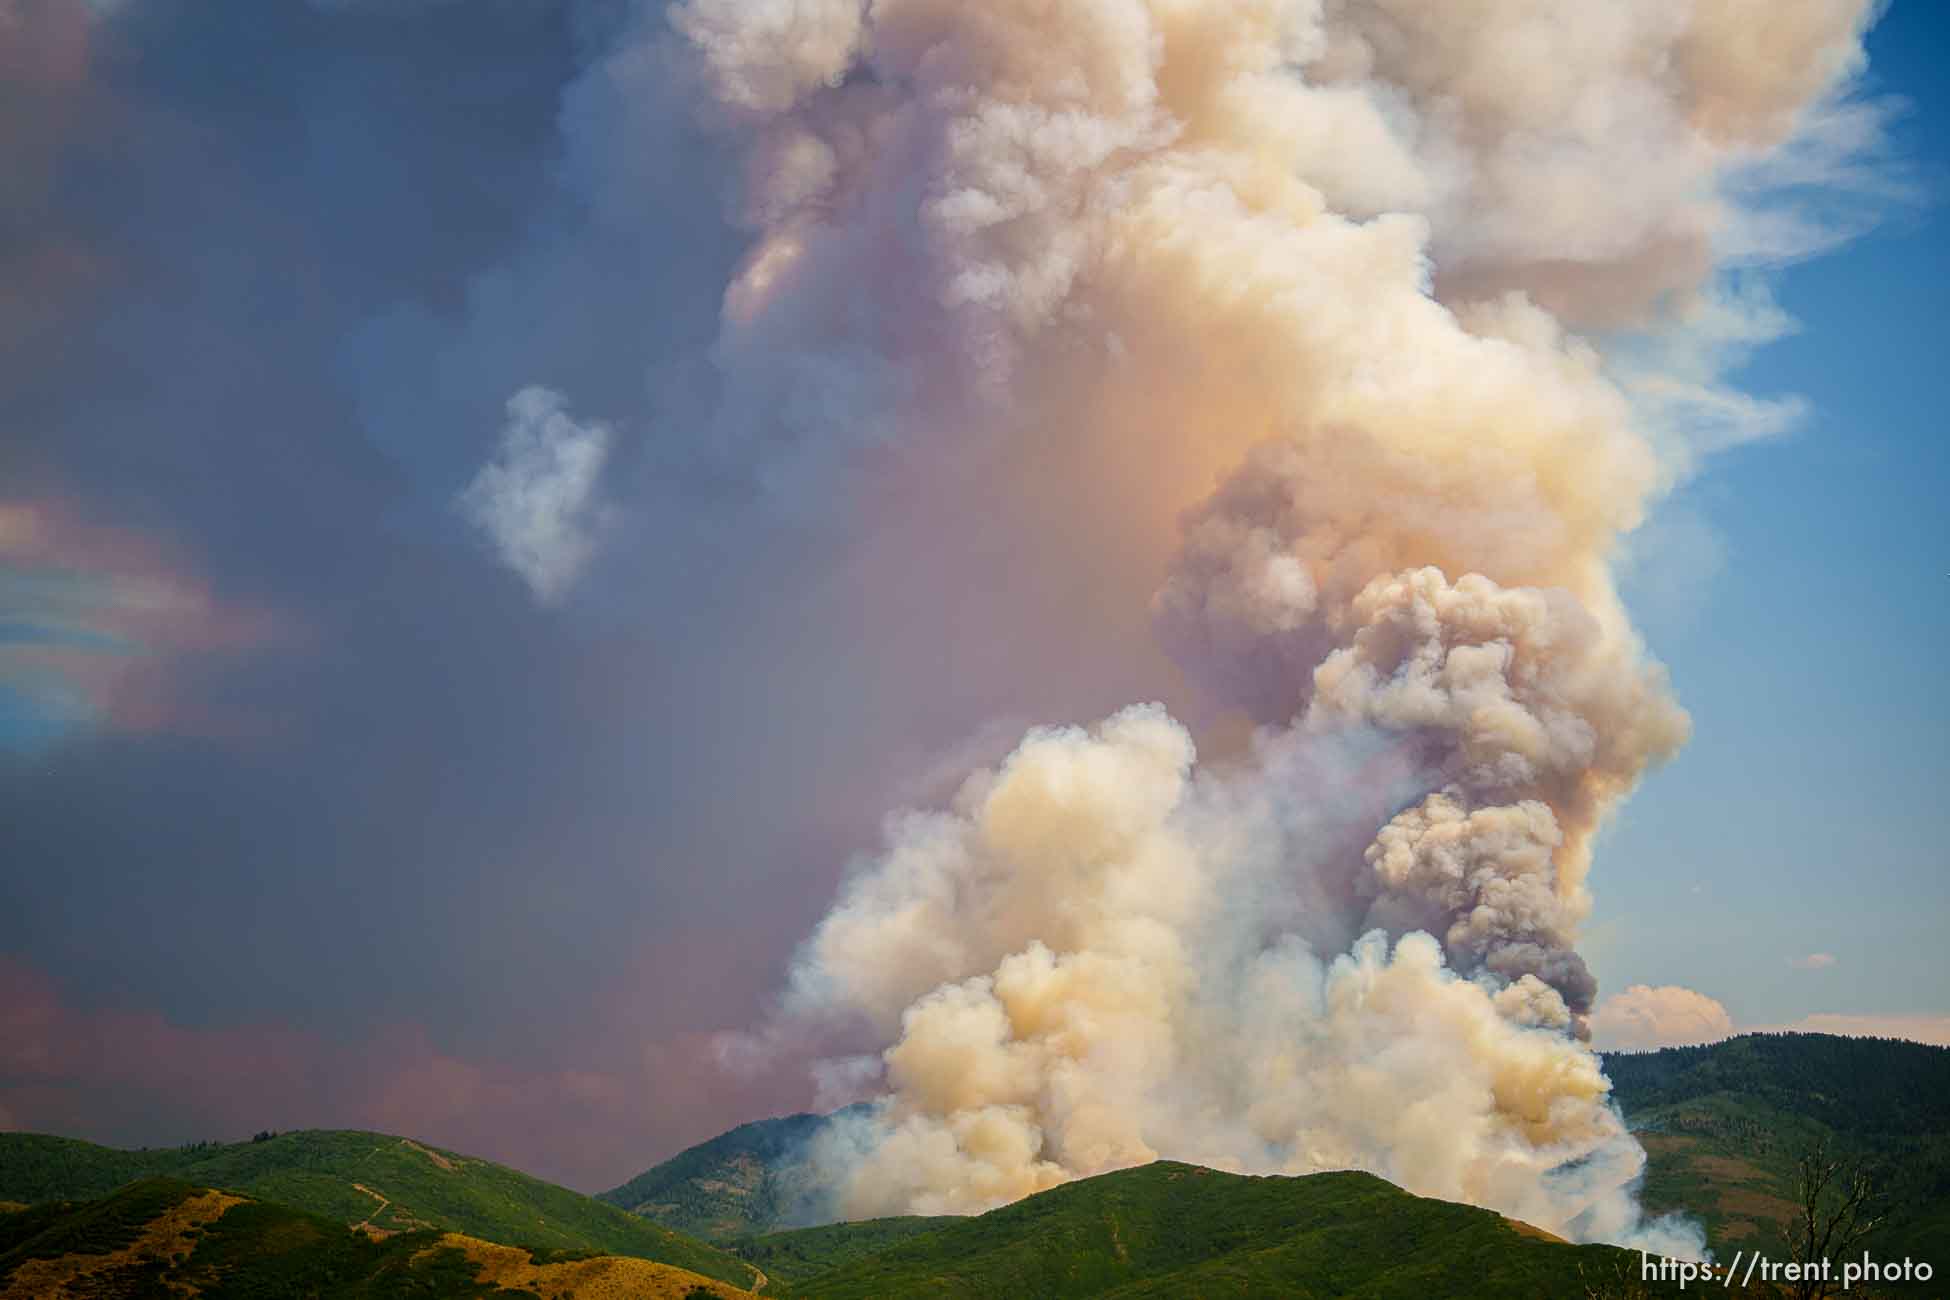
[457,387,612,606]
[1590,984,1735,1052]
[1789,952,1838,970]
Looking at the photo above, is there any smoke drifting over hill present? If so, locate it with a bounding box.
[660,0,1882,1253]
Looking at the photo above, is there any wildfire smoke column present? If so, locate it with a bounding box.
[663,0,1879,1253]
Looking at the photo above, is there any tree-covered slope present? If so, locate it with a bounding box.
[731,1215,961,1288]
[1604,1033,1950,1273]
[600,1111,841,1241]
[0,1134,216,1203]
[1605,1033,1950,1134]
[0,1129,760,1290]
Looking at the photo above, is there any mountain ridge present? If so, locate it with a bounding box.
[0,1128,761,1290]
[0,1176,759,1298]
[2,1163,1702,1298]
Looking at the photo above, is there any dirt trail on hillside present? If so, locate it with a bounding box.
[400,1138,458,1171]
[350,1182,392,1236]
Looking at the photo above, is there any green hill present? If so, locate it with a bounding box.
[1604,1033,1950,1275]
[745,1162,1700,1299]
[0,1177,756,1298]
[0,1166,1721,1299]
[600,1111,841,1241]
[0,1129,760,1290]
[730,1215,961,1288]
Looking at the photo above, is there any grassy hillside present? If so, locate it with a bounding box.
[600,1112,839,1241]
[0,1177,756,1298]
[762,1162,1701,1299]
[1605,1033,1950,1275]
[0,1129,760,1290]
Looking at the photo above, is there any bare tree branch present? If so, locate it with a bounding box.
[1780,1136,1887,1300]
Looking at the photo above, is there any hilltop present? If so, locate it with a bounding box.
[599,1112,843,1241]
[0,1177,756,1298]
[0,1129,759,1291]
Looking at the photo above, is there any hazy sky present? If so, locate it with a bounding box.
[1,0,1945,1192]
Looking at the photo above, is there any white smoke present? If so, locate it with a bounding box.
[770,709,1693,1253]
[650,0,1885,1256]
[458,386,613,606]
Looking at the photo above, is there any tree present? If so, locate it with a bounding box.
[1578,1258,1660,1298]
[1779,1135,1885,1300]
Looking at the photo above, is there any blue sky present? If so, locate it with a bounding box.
[1595,0,1949,1030]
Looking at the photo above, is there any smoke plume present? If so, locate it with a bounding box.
[662,0,1879,1254]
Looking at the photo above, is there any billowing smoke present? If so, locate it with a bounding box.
[775,710,1698,1249]
[655,0,1878,1255]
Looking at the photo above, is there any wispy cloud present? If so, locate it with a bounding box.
[1789,952,1839,970]
[457,388,613,606]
